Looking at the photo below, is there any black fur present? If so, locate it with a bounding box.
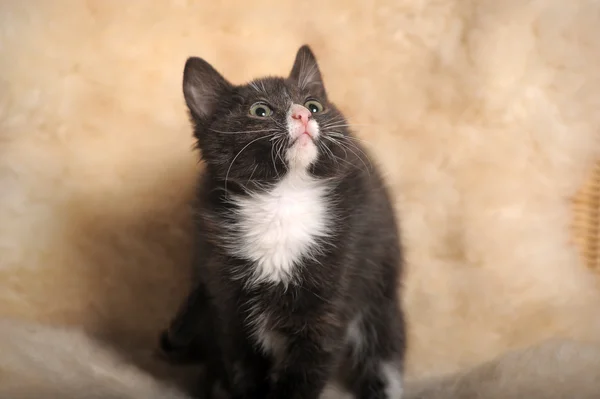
[160,45,406,399]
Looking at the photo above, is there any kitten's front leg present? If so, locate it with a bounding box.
[267,333,339,399]
[159,280,215,364]
[220,335,271,399]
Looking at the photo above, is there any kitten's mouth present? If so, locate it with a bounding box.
[291,131,315,145]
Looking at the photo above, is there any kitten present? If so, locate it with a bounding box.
[160,45,406,399]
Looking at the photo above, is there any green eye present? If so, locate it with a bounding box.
[249,103,273,117]
[304,100,324,114]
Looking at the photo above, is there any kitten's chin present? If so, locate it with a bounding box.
[285,136,318,171]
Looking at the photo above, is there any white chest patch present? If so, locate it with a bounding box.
[230,171,331,286]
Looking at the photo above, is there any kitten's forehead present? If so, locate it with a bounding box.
[241,77,307,106]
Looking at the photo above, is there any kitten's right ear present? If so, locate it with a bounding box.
[183,57,231,120]
[289,45,325,96]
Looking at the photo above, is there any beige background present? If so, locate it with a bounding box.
[1,0,600,386]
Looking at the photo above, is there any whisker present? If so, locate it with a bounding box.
[333,135,374,164]
[317,141,336,167]
[271,137,284,178]
[328,131,376,150]
[276,136,287,166]
[319,117,346,126]
[269,116,288,131]
[322,142,349,170]
[210,128,280,135]
[225,133,278,192]
[249,81,262,94]
[337,140,372,175]
[247,164,258,184]
[324,136,371,175]
[270,137,278,176]
[324,137,354,168]
[320,123,374,130]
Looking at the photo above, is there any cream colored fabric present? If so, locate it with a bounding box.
[0,318,193,399]
[1,0,600,389]
[404,339,600,399]
[3,317,600,399]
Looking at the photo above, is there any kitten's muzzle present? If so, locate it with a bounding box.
[290,104,312,126]
[288,104,319,142]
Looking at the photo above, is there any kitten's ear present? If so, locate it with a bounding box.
[289,45,326,95]
[183,57,231,120]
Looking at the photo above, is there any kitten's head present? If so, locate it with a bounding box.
[183,45,358,184]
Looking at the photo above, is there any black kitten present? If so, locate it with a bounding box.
[160,45,406,399]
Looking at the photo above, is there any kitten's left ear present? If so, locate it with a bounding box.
[289,45,326,96]
[183,57,231,120]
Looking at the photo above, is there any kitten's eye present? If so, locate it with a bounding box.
[249,103,273,118]
[304,100,324,114]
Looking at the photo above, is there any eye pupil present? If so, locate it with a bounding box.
[256,107,266,117]
[309,104,318,113]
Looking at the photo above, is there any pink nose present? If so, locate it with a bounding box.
[290,104,311,126]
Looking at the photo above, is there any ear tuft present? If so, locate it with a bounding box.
[183,57,230,120]
[289,45,325,94]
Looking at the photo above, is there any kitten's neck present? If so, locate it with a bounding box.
[210,166,328,198]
